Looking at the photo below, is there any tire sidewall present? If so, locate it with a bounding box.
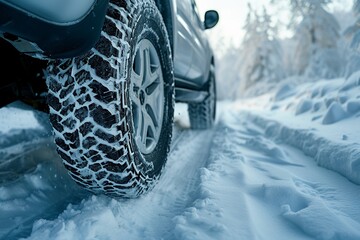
[125,4,174,177]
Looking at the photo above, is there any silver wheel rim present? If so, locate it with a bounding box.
[130,39,164,155]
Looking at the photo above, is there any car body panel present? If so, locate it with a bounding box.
[0,0,217,103]
[0,0,108,58]
[0,0,97,24]
[173,0,193,78]
[172,0,212,89]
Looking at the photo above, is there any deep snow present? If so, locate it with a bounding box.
[1,70,360,240]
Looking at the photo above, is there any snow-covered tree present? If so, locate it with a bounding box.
[270,0,343,78]
[239,4,285,95]
[343,0,360,77]
[214,40,242,100]
[344,0,360,50]
[287,0,343,78]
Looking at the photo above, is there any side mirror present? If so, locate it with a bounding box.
[204,10,219,30]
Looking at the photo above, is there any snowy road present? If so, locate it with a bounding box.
[1,99,360,240]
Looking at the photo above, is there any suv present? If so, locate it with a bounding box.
[0,0,219,198]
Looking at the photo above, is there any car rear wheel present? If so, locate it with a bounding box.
[46,0,174,198]
[188,65,216,129]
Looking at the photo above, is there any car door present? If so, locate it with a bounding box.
[186,0,210,86]
[173,0,194,79]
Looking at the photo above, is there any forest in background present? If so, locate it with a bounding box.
[213,0,360,100]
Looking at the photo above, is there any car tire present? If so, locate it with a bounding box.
[188,65,216,129]
[45,0,174,198]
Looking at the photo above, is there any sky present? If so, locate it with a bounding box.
[196,0,248,46]
[196,0,354,47]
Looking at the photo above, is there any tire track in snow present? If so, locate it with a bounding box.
[171,118,257,240]
[170,106,360,240]
[229,110,360,240]
[108,126,215,239]
[1,105,216,240]
[9,103,360,240]
[26,125,217,240]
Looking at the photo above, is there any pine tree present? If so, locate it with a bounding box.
[239,4,285,95]
[344,0,360,50]
[343,0,360,77]
[287,0,343,78]
[271,0,343,78]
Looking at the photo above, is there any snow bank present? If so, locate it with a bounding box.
[0,101,43,134]
[248,113,360,185]
[26,196,122,240]
[243,71,360,186]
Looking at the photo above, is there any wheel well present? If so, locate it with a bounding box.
[0,38,48,110]
[154,0,174,56]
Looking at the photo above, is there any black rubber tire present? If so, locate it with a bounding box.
[188,65,216,129]
[45,0,174,198]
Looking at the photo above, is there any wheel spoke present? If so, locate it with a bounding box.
[145,68,161,95]
[146,79,160,96]
[147,67,161,85]
[142,125,148,146]
[151,67,161,79]
[146,88,161,116]
[144,107,157,143]
[132,45,144,81]
[143,48,151,85]
[146,104,159,129]
[135,108,144,143]
[131,69,142,89]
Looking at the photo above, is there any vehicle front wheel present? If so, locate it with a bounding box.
[46,0,174,198]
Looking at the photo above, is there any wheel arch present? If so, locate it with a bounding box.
[154,0,177,58]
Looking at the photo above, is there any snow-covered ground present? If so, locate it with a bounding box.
[1,71,360,240]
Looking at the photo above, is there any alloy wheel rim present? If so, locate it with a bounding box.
[130,39,164,155]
